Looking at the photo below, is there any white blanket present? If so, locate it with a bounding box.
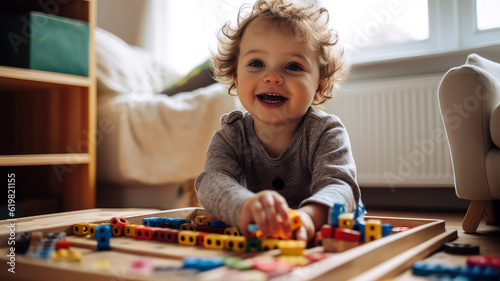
[95,28,242,185]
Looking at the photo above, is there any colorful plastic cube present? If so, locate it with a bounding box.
[329,203,345,227]
[135,226,154,240]
[124,224,144,237]
[180,223,197,231]
[279,240,306,256]
[225,236,246,252]
[183,256,223,272]
[261,239,280,251]
[203,234,228,250]
[95,225,112,251]
[178,231,200,246]
[365,219,382,242]
[72,223,89,236]
[338,213,355,229]
[224,227,239,236]
[246,239,261,252]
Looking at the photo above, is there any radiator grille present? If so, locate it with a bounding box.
[325,74,454,187]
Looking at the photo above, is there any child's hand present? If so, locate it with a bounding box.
[292,209,316,242]
[239,190,291,239]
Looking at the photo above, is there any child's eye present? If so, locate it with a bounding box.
[286,62,304,71]
[249,60,264,68]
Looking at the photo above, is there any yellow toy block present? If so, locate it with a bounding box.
[225,236,246,252]
[289,209,303,231]
[203,234,228,250]
[87,223,100,237]
[338,213,355,229]
[180,223,197,231]
[124,224,144,237]
[195,215,206,226]
[178,231,200,246]
[52,249,82,262]
[279,255,309,266]
[278,240,306,256]
[261,239,281,251]
[365,219,382,242]
[72,223,89,236]
[112,226,124,237]
[224,227,239,236]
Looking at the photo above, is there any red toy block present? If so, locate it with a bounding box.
[135,226,155,240]
[321,225,335,238]
[392,226,410,233]
[56,240,71,250]
[198,232,209,247]
[467,255,500,270]
[111,217,129,227]
[334,228,361,242]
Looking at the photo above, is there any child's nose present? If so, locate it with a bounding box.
[263,71,283,85]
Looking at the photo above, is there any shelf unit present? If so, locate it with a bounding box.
[0,0,96,217]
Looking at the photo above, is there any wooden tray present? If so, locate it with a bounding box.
[0,208,457,281]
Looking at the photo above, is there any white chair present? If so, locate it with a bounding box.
[438,54,500,233]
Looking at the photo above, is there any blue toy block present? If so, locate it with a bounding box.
[247,223,259,232]
[142,217,160,227]
[183,256,224,272]
[209,220,227,228]
[382,223,393,237]
[353,221,366,242]
[95,225,112,251]
[329,203,345,227]
[412,261,451,276]
[354,203,366,221]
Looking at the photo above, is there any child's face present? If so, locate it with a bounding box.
[234,19,322,127]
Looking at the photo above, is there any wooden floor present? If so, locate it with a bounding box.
[368,209,500,280]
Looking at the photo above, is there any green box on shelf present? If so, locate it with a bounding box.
[0,11,89,76]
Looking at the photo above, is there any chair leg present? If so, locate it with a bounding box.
[462,200,489,233]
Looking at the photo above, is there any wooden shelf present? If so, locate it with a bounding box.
[0,154,90,166]
[0,66,90,89]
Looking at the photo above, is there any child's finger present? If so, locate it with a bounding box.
[259,194,280,235]
[274,195,290,235]
[294,226,307,242]
[250,200,269,235]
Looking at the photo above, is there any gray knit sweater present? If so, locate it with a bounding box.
[195,107,360,228]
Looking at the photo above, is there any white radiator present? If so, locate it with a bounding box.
[325,73,454,187]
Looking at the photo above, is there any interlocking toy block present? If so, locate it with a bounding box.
[15,232,31,254]
[124,224,144,237]
[334,228,361,242]
[203,234,228,250]
[208,220,227,228]
[152,228,180,243]
[246,238,261,252]
[198,232,209,247]
[135,226,154,240]
[95,225,112,251]
[52,248,82,262]
[289,209,303,231]
[111,217,129,237]
[412,260,500,279]
[353,221,366,243]
[338,213,355,229]
[180,223,197,231]
[87,223,101,237]
[178,231,200,246]
[72,223,90,236]
[467,255,500,270]
[321,225,335,238]
[315,231,324,247]
[195,215,215,226]
[329,203,345,227]
[172,218,193,229]
[129,257,153,276]
[365,219,382,242]
[142,217,160,227]
[382,223,393,237]
[247,223,259,232]
[183,256,224,272]
[354,203,366,221]
[252,258,293,277]
[279,240,306,256]
[443,242,480,255]
[261,239,280,251]
[224,227,239,236]
[225,236,247,252]
[391,226,410,233]
[222,256,252,270]
[56,240,70,250]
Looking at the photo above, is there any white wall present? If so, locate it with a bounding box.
[96,0,149,47]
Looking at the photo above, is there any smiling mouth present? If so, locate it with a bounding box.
[258,93,288,104]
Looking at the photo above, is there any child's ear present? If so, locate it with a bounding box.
[314,79,326,101]
[233,73,238,87]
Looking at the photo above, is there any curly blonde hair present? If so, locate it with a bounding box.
[212,0,349,105]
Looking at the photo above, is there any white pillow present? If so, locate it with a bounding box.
[95,27,180,97]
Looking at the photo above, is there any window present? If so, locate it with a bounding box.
[321,0,500,64]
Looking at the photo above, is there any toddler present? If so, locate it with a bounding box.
[195,0,359,242]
